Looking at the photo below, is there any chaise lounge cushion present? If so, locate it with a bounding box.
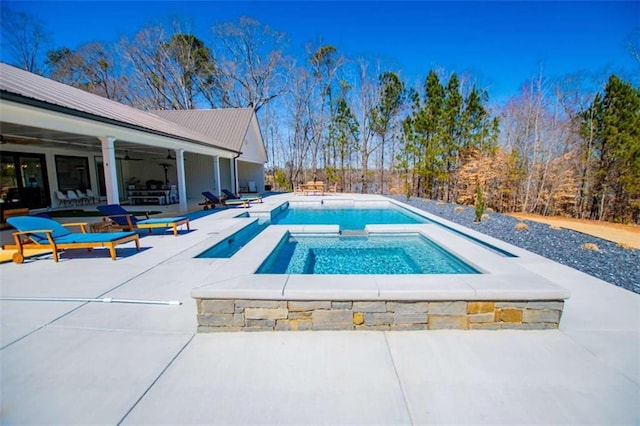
[52,232,138,245]
[96,204,190,236]
[7,216,136,244]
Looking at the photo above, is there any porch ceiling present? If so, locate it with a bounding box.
[1,122,183,158]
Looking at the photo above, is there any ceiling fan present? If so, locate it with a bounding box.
[121,150,144,161]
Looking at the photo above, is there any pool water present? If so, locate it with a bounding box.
[270,207,428,230]
[257,233,479,274]
[196,220,269,258]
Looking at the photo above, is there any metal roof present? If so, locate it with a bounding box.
[153,108,255,153]
[0,62,238,153]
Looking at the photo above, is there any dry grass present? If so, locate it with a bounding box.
[454,206,464,212]
[507,212,640,249]
[436,200,445,206]
[481,213,490,220]
[618,242,633,250]
[515,222,529,231]
[582,243,600,251]
[549,225,562,230]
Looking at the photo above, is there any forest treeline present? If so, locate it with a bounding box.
[2,9,639,223]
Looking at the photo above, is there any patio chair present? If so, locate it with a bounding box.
[96,204,190,237]
[55,191,71,207]
[200,191,249,209]
[221,189,262,204]
[169,185,178,204]
[6,215,140,263]
[85,189,98,205]
[75,189,89,205]
[66,190,81,206]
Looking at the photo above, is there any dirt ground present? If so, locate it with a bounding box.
[507,213,640,250]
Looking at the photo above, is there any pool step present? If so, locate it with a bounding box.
[340,229,368,236]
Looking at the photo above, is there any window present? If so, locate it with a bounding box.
[55,155,90,192]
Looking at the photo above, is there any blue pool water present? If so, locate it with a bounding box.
[271,207,428,230]
[257,233,479,274]
[196,220,269,258]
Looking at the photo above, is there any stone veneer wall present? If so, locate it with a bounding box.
[196,299,564,332]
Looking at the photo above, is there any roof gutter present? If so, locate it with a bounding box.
[0,91,242,155]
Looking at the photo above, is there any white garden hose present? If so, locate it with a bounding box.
[0,297,182,305]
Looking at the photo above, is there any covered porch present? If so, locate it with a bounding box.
[0,63,266,219]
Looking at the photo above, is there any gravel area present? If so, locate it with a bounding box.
[390,195,640,295]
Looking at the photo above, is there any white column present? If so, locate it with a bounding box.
[214,156,221,196]
[98,136,119,204]
[176,149,187,212]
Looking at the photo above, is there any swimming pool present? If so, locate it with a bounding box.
[270,205,428,230]
[257,233,479,274]
[192,195,569,331]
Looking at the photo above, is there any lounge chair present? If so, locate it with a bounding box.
[200,191,249,209]
[221,189,262,204]
[6,216,140,263]
[96,204,190,237]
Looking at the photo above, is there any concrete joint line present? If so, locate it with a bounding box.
[117,333,196,425]
[384,332,414,424]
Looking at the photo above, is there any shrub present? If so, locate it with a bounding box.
[474,186,485,223]
[404,182,411,200]
[582,243,600,251]
[515,222,529,231]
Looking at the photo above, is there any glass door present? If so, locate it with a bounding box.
[0,152,50,209]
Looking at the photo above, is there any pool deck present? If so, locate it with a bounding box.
[1,193,638,424]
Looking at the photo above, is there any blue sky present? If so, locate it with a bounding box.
[3,1,639,102]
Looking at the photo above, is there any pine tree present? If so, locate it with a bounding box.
[581,75,640,221]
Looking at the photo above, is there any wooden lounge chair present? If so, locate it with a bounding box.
[301,181,324,195]
[200,191,249,209]
[6,216,140,263]
[96,204,190,237]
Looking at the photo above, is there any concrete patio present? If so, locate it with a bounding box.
[1,194,638,424]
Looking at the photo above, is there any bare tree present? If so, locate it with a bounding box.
[1,7,51,74]
[306,43,343,174]
[120,24,215,110]
[353,58,379,193]
[282,66,317,187]
[209,16,292,112]
[47,42,129,102]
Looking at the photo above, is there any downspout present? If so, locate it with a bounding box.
[233,151,242,194]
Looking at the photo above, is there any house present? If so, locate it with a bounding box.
[0,62,267,213]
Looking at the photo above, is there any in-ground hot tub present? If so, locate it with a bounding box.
[257,233,479,275]
[191,198,570,331]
